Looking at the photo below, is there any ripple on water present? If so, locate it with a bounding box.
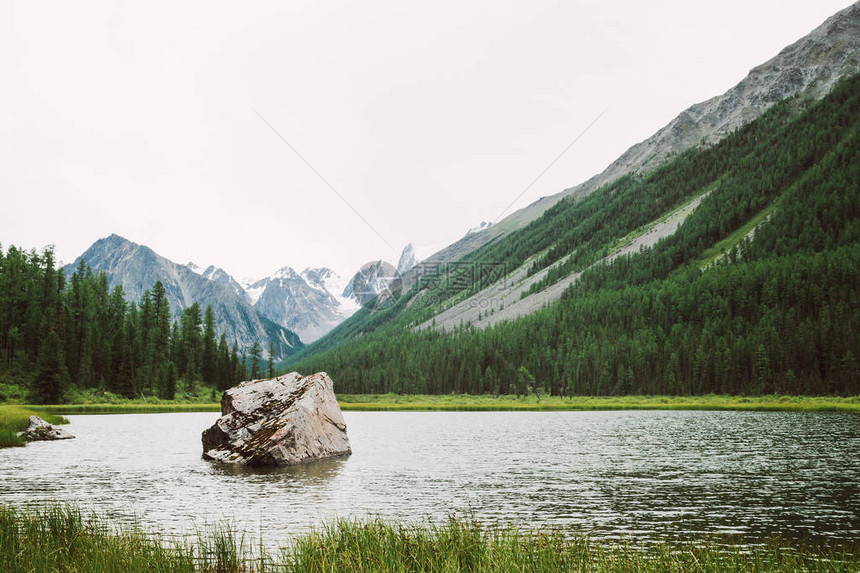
[0,410,857,548]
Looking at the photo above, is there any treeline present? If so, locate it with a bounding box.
[292,247,860,397]
[290,72,860,396]
[0,255,269,403]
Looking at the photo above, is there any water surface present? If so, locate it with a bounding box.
[1,410,857,545]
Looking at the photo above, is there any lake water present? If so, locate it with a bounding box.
[1,410,858,547]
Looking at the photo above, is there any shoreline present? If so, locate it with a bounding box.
[11,393,860,414]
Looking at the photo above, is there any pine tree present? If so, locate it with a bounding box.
[216,334,231,390]
[250,342,261,380]
[180,303,202,394]
[201,305,217,385]
[34,330,67,404]
[268,340,275,379]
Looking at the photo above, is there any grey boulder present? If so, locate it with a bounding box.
[202,372,351,466]
[25,416,75,441]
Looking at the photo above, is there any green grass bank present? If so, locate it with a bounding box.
[13,393,860,416]
[336,393,860,412]
[0,405,68,447]
[0,504,857,573]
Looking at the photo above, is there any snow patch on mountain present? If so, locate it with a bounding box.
[303,267,363,316]
[244,283,267,305]
[466,222,493,236]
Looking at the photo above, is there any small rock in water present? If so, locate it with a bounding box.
[201,372,351,466]
[25,415,75,441]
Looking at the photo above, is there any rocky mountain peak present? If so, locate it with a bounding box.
[272,266,301,281]
[552,2,860,209]
[420,2,860,266]
[397,244,418,275]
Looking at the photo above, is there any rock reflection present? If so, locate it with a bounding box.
[206,455,349,485]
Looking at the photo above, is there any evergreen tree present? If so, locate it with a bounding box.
[201,305,217,384]
[180,302,202,394]
[34,330,66,404]
[250,342,261,380]
[216,334,231,390]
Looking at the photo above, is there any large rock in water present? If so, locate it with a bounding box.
[25,416,75,441]
[201,372,351,466]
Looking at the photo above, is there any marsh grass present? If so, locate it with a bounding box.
[15,393,860,415]
[0,405,69,447]
[337,393,860,412]
[1,505,858,572]
[31,403,222,415]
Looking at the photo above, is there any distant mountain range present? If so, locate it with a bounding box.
[240,266,358,344]
[67,235,420,354]
[65,235,303,360]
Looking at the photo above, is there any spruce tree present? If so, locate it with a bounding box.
[201,305,217,385]
[250,342,261,380]
[34,330,67,404]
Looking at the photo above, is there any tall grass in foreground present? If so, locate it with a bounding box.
[1,505,858,572]
[0,405,69,447]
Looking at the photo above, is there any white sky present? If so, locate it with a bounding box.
[2,0,854,281]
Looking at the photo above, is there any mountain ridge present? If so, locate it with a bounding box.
[69,236,418,346]
[421,2,860,266]
[66,234,302,360]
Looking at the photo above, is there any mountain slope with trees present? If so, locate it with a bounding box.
[406,2,860,272]
[286,70,860,397]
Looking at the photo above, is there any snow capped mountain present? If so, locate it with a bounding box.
[243,281,267,306]
[342,245,418,308]
[302,267,362,314]
[186,263,248,299]
[343,260,400,307]
[240,244,417,342]
[241,266,360,343]
[74,236,418,347]
[301,267,339,291]
[272,266,302,281]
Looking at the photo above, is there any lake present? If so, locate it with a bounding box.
[1,410,858,547]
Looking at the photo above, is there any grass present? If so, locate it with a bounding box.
[609,187,713,257]
[336,393,860,412]
[0,504,857,572]
[696,197,782,269]
[29,403,223,415]
[12,393,860,415]
[0,405,69,447]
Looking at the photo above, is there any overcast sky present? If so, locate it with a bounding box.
[2,0,853,281]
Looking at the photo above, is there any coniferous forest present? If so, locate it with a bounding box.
[287,72,860,397]
[0,256,253,403]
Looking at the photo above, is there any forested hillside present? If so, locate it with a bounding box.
[0,256,271,403]
[287,72,860,397]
